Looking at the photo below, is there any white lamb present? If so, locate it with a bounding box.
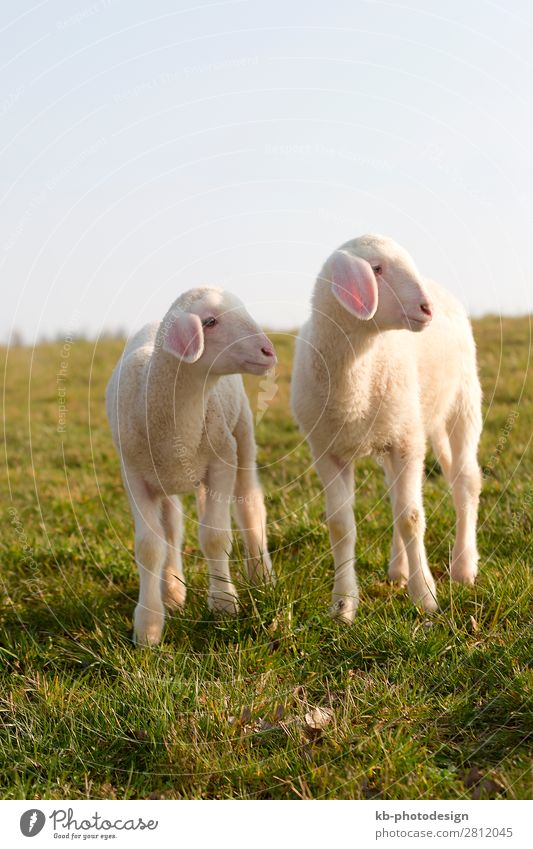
[106,288,276,646]
[291,234,482,622]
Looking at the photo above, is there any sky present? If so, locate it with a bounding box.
[1,0,533,343]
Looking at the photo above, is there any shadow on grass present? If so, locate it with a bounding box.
[0,579,297,671]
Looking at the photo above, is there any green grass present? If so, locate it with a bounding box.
[1,316,532,800]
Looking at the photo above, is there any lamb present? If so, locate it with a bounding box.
[106,288,276,646]
[291,234,482,622]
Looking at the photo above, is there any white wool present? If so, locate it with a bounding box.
[291,234,482,621]
[106,288,275,645]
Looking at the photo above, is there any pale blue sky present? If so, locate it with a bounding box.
[2,0,532,342]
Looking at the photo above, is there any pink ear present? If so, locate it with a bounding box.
[330,250,378,320]
[163,312,204,363]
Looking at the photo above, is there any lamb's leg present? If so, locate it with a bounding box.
[388,446,437,612]
[431,425,452,481]
[123,469,166,646]
[382,456,408,585]
[447,410,482,585]
[161,495,186,610]
[199,458,239,615]
[233,408,274,584]
[233,484,273,583]
[314,452,358,623]
[195,482,207,522]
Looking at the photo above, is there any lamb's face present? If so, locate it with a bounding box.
[162,289,277,375]
[330,235,433,332]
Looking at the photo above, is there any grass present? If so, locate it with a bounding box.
[0,315,532,800]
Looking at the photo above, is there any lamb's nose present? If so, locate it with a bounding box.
[420,302,433,318]
[261,345,275,358]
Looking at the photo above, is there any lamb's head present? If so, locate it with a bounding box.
[325,234,433,332]
[160,287,277,375]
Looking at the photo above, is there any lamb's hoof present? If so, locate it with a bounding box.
[208,591,239,617]
[248,566,276,587]
[162,575,187,611]
[450,552,478,585]
[246,557,276,586]
[408,581,438,613]
[133,606,165,647]
[330,594,358,624]
[388,562,408,587]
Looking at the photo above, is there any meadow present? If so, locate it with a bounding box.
[1,315,531,800]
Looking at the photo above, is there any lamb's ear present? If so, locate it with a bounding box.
[163,312,204,363]
[329,250,378,320]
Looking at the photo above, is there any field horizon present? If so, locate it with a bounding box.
[4,310,533,350]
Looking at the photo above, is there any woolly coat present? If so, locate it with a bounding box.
[106,317,248,495]
[291,269,481,464]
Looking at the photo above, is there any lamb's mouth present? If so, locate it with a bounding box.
[403,315,431,330]
[243,360,276,372]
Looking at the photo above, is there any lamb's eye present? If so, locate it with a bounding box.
[202,317,217,328]
[372,265,383,275]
